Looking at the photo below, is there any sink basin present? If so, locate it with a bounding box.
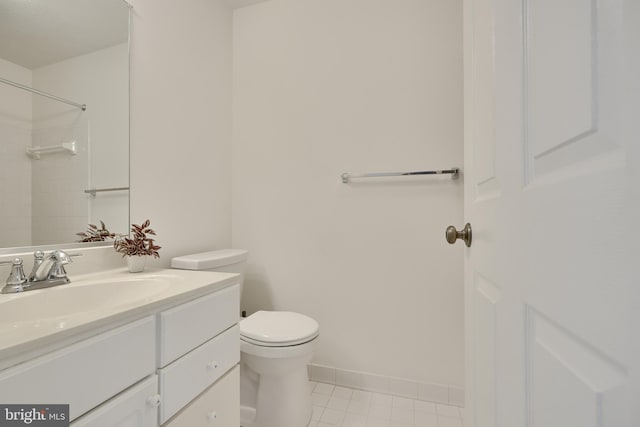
[0,277,171,338]
[0,267,239,364]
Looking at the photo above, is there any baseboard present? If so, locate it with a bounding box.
[307,363,464,408]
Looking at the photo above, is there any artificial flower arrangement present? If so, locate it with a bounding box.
[113,219,161,259]
[113,220,161,272]
[76,219,161,272]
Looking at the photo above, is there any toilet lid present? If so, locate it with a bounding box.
[240,311,319,347]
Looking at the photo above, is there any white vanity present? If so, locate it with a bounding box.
[0,267,240,426]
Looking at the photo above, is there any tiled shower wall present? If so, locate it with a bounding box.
[0,58,32,248]
[30,116,89,245]
[0,121,32,247]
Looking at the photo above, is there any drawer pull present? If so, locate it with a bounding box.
[207,361,219,370]
[146,394,162,408]
[207,411,218,422]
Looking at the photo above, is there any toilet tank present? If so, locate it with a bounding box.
[171,249,248,295]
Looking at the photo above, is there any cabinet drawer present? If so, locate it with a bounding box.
[164,365,239,427]
[159,284,239,367]
[71,375,159,427]
[158,325,239,423]
[0,316,156,421]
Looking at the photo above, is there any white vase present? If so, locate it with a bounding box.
[126,255,147,273]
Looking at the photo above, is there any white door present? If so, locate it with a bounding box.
[462,0,640,426]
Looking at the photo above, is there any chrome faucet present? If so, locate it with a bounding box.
[0,250,81,294]
[32,250,73,282]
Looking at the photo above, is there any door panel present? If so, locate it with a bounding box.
[524,0,625,182]
[525,307,628,427]
[526,0,595,156]
[464,0,637,426]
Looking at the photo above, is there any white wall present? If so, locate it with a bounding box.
[31,43,129,245]
[232,0,464,388]
[128,0,233,265]
[0,58,32,247]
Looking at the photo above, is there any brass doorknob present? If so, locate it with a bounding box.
[445,223,472,247]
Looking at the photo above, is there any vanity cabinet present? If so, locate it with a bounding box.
[0,316,156,421]
[158,285,240,423]
[0,280,240,427]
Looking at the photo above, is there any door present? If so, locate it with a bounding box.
[462,0,639,426]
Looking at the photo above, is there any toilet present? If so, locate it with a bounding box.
[171,249,319,427]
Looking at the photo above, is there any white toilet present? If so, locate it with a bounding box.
[171,249,319,427]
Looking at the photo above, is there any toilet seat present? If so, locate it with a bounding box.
[240,311,319,347]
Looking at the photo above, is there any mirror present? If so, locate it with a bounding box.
[0,0,130,251]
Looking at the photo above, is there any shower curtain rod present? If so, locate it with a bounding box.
[0,76,86,111]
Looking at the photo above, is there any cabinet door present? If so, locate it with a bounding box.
[159,284,239,367]
[71,375,159,427]
[159,325,239,423]
[164,366,239,427]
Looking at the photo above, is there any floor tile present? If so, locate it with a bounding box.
[414,411,438,427]
[315,383,336,396]
[342,412,367,427]
[312,405,325,421]
[365,417,390,427]
[347,399,371,415]
[390,407,413,424]
[327,396,350,412]
[368,404,392,421]
[437,404,460,418]
[351,390,373,403]
[313,393,331,406]
[305,383,464,427]
[320,408,346,425]
[333,386,355,400]
[438,415,463,427]
[371,393,393,407]
[392,396,414,410]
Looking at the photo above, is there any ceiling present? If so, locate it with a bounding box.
[0,0,129,70]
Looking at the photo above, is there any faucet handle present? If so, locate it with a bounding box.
[47,250,82,264]
[47,251,82,280]
[49,250,72,264]
[0,258,28,293]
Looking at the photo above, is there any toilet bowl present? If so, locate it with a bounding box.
[171,250,320,427]
[240,310,319,427]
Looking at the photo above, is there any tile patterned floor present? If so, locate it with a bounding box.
[308,382,464,427]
